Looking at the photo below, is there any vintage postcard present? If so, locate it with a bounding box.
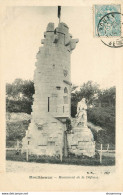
[0,0,123,192]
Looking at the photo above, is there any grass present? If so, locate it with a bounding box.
[6,150,115,166]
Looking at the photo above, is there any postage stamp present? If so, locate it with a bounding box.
[94,4,121,37]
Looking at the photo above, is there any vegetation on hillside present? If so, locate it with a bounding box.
[71,81,115,144]
[6,79,34,114]
[6,79,116,145]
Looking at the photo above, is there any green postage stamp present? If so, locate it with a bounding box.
[94,4,123,47]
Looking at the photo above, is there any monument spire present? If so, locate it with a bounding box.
[58,6,61,24]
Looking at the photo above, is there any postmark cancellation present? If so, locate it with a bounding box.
[94,4,123,47]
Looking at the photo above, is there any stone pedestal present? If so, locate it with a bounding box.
[67,126,95,157]
[22,116,64,156]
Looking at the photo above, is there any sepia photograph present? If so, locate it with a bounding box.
[5,5,117,171]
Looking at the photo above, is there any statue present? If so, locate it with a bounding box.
[76,98,87,127]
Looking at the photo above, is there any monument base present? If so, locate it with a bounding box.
[22,117,95,158]
[22,117,64,157]
[67,126,95,157]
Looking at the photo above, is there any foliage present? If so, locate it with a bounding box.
[6,120,29,141]
[66,118,72,131]
[6,99,32,114]
[6,150,115,166]
[6,78,116,145]
[6,79,34,114]
[98,86,116,107]
[72,80,99,102]
[71,81,100,117]
[6,78,34,101]
[79,81,100,104]
[88,106,115,144]
[70,81,116,144]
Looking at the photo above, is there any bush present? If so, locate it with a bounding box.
[6,99,32,114]
[6,120,30,142]
[87,106,115,144]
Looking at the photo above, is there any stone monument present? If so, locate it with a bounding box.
[76,98,87,127]
[67,98,95,157]
[22,7,95,158]
[22,22,79,157]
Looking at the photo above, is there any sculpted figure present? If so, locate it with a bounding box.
[76,98,87,127]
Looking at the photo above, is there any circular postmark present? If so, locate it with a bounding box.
[97,12,123,48]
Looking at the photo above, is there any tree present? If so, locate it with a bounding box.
[71,81,100,117]
[6,120,29,141]
[79,81,100,105]
[98,86,116,107]
[6,79,34,113]
[6,78,34,101]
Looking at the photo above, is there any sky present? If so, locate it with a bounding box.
[1,6,119,89]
